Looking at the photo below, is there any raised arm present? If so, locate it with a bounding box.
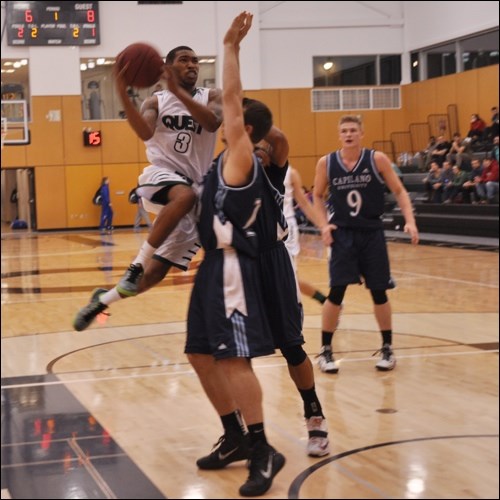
[114,63,158,141]
[164,67,222,132]
[221,11,254,186]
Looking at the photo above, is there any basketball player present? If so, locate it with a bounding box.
[185,12,284,497]
[73,44,222,331]
[253,149,328,305]
[312,114,419,373]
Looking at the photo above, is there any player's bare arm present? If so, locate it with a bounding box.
[114,63,158,140]
[221,12,254,186]
[291,168,322,228]
[313,156,337,245]
[163,66,222,132]
[375,151,419,244]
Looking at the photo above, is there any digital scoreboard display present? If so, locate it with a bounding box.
[6,1,100,46]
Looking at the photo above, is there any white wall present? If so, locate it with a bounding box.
[1,1,498,95]
[403,1,499,51]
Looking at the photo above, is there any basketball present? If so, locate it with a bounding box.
[115,42,164,88]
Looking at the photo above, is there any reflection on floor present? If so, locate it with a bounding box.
[1,374,165,499]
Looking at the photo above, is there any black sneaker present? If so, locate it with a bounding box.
[73,288,109,331]
[239,442,285,497]
[196,433,250,470]
[116,263,144,297]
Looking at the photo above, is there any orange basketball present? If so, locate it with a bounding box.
[115,42,164,88]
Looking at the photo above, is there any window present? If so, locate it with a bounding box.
[427,43,456,79]
[462,30,499,71]
[410,28,498,82]
[411,52,420,82]
[80,56,216,120]
[1,58,30,118]
[313,55,401,87]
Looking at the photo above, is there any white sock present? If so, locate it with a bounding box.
[133,241,156,267]
[99,288,123,306]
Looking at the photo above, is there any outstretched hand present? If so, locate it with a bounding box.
[223,11,253,46]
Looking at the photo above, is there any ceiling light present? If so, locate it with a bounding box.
[323,61,334,71]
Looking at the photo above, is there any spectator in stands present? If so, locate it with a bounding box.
[423,161,444,203]
[491,135,499,163]
[483,107,499,144]
[417,135,437,171]
[462,158,484,204]
[475,156,499,204]
[439,161,455,203]
[443,163,468,204]
[429,135,450,167]
[447,133,472,170]
[467,113,487,152]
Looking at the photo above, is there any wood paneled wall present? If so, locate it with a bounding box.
[1,65,497,229]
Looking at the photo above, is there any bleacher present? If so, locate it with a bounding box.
[374,104,498,245]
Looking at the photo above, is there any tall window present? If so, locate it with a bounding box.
[427,43,456,79]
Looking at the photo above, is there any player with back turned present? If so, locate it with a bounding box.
[185,12,285,497]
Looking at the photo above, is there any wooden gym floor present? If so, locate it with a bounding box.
[1,226,498,499]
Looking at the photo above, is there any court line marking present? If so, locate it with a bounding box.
[2,348,497,390]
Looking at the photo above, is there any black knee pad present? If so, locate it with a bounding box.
[280,345,307,367]
[370,289,388,305]
[327,286,347,306]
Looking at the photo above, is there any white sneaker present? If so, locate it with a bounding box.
[317,346,339,374]
[306,416,330,457]
[375,344,396,371]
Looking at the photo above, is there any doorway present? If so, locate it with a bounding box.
[1,168,36,230]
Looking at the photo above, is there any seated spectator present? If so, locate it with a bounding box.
[462,158,484,204]
[443,164,468,203]
[467,113,488,152]
[416,136,437,171]
[483,106,499,144]
[429,135,450,167]
[423,161,443,203]
[475,156,499,204]
[438,160,455,203]
[491,135,499,163]
[447,133,472,170]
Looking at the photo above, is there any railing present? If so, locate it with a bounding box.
[372,104,459,163]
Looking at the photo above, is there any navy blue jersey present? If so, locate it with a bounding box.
[186,151,276,360]
[197,153,264,257]
[327,148,386,229]
[254,162,289,248]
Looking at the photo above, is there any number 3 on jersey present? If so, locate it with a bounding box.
[174,132,192,154]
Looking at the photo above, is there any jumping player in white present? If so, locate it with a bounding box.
[73,45,222,331]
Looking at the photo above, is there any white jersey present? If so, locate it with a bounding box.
[283,167,300,259]
[283,167,296,220]
[145,88,217,185]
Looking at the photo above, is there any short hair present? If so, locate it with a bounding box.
[242,97,273,143]
[165,46,195,64]
[339,114,363,128]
